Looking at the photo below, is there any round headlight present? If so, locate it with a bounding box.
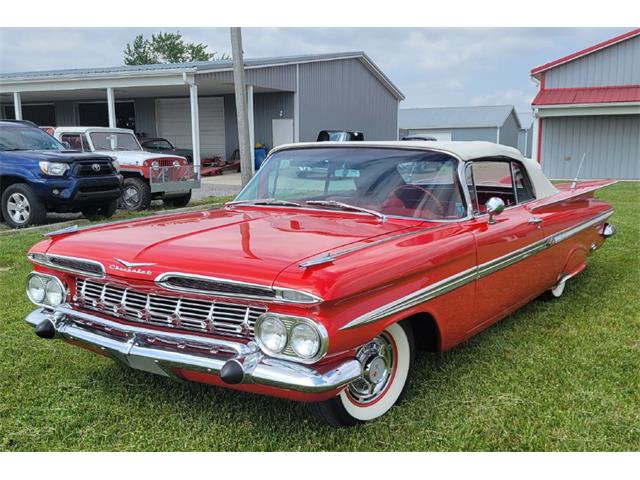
[151,160,160,171]
[256,316,287,354]
[44,279,64,306]
[27,275,46,303]
[290,323,321,359]
[172,159,181,167]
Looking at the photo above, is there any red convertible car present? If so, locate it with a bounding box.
[24,141,616,426]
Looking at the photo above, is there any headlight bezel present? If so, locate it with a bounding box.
[26,272,67,308]
[254,314,288,354]
[254,313,328,364]
[39,161,69,176]
[290,322,322,359]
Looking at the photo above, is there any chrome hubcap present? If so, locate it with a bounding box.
[348,334,394,404]
[365,355,387,384]
[7,192,31,224]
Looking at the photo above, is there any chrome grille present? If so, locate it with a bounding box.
[75,278,266,339]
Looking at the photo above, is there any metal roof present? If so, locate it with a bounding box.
[0,51,404,100]
[531,28,640,78]
[532,85,640,106]
[399,105,520,129]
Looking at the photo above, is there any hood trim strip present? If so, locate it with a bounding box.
[299,225,439,268]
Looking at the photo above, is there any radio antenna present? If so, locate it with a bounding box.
[571,152,586,190]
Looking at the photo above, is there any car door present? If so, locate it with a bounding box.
[465,158,547,334]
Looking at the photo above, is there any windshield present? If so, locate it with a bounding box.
[235,147,467,220]
[90,132,141,151]
[0,126,65,151]
[144,139,173,150]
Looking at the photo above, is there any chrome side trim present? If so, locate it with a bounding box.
[155,271,323,304]
[547,210,614,245]
[341,266,478,330]
[477,239,548,279]
[24,306,362,393]
[340,209,613,330]
[27,253,106,278]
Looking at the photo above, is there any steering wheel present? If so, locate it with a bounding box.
[382,184,444,219]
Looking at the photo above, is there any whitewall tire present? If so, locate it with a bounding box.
[308,321,414,427]
[550,280,566,298]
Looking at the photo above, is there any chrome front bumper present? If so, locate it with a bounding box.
[25,305,362,394]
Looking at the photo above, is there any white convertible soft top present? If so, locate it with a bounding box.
[274,140,559,200]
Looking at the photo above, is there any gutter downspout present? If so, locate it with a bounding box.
[530,74,543,163]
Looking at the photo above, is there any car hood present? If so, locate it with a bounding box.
[2,150,113,163]
[42,206,413,287]
[94,150,185,166]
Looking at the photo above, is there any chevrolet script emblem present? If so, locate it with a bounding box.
[108,258,156,276]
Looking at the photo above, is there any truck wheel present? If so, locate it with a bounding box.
[81,199,118,220]
[121,177,151,211]
[162,191,192,208]
[307,321,415,427]
[1,183,47,228]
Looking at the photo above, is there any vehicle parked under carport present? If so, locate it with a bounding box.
[50,127,200,211]
[139,137,193,163]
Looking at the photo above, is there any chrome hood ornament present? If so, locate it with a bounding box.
[114,258,156,268]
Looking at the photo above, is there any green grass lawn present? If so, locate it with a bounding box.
[0,184,638,451]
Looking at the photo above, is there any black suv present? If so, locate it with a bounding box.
[0,121,123,228]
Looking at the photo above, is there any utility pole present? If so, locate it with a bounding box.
[230,27,253,187]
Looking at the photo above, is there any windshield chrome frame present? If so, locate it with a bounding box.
[233,144,474,224]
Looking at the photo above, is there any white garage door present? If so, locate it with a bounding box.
[156,97,225,158]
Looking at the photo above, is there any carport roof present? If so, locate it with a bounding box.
[0,51,404,100]
[399,105,521,130]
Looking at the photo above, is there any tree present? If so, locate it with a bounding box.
[123,31,229,65]
[123,35,158,65]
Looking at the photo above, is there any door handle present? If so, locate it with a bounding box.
[528,217,543,228]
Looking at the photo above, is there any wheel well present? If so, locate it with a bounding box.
[0,175,27,193]
[405,313,441,352]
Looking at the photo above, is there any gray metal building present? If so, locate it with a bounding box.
[530,29,640,179]
[0,52,404,167]
[398,105,525,153]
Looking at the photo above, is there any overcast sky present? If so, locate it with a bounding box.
[0,27,632,125]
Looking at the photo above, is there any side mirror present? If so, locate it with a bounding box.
[485,197,505,225]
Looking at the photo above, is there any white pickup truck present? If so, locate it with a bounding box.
[51,127,200,211]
